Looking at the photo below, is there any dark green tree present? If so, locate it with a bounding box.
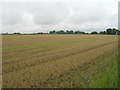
[56,30,65,34]
[100,31,106,34]
[75,31,86,34]
[65,30,74,34]
[91,31,98,34]
[50,30,56,34]
[106,28,117,35]
[14,32,21,35]
[37,32,43,34]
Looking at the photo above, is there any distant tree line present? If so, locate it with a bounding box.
[99,28,120,35]
[1,28,120,35]
[49,28,120,35]
[49,30,89,34]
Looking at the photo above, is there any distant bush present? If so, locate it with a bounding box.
[14,32,21,35]
[91,31,98,34]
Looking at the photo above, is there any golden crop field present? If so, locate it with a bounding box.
[2,35,118,88]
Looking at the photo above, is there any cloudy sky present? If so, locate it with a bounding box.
[0,0,119,33]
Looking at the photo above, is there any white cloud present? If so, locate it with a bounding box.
[1,0,119,33]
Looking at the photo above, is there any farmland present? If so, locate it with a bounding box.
[2,35,118,88]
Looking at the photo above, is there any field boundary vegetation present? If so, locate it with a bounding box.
[1,28,120,35]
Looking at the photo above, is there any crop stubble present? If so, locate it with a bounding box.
[2,35,118,88]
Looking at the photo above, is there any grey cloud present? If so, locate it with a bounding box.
[32,3,70,25]
[67,3,108,24]
[1,0,119,33]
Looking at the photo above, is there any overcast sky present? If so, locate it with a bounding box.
[0,0,119,33]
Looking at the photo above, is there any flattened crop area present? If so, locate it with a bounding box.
[2,35,118,88]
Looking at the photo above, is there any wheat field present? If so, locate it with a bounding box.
[2,35,118,88]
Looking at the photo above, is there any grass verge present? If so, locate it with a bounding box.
[40,50,118,88]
